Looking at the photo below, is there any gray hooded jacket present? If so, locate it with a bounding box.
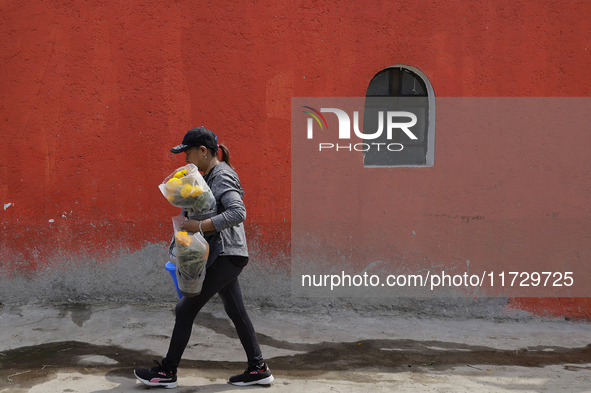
[184,161,248,267]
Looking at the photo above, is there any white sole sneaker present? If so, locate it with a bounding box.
[229,375,274,386]
[134,370,179,389]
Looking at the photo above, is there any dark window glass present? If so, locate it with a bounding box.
[363,66,433,167]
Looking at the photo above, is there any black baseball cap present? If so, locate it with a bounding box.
[170,126,219,154]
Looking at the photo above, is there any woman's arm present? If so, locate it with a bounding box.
[181,172,246,233]
[180,217,215,233]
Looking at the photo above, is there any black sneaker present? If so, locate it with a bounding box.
[134,360,178,389]
[228,362,274,386]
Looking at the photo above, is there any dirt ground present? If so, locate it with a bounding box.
[0,302,590,392]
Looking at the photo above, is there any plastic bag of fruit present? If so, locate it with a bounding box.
[158,164,216,216]
[171,216,209,296]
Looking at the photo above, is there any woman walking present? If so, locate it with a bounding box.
[134,127,273,388]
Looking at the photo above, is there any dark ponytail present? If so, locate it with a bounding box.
[218,143,232,168]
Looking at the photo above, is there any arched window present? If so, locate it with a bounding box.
[363,65,435,167]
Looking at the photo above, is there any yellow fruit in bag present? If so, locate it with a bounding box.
[180,184,193,198]
[173,169,187,179]
[190,185,204,197]
[165,178,182,193]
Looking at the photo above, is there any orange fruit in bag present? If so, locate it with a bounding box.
[176,231,192,246]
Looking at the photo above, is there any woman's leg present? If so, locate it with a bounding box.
[218,270,264,367]
[164,257,244,371]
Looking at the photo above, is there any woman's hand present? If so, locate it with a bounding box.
[180,219,199,233]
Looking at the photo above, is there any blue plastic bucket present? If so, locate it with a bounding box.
[165,261,183,299]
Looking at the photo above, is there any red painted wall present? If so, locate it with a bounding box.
[1,1,590,315]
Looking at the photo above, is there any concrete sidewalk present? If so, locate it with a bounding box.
[0,301,590,392]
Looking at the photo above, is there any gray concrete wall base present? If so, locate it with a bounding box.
[0,243,533,321]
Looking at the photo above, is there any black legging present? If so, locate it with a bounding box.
[163,256,263,372]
